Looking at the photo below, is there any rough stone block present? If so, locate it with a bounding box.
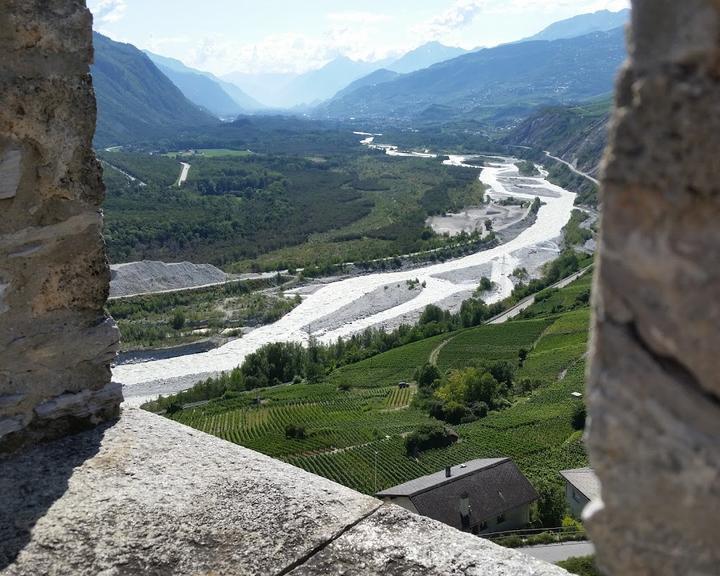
[0,145,22,200]
[587,1,720,574]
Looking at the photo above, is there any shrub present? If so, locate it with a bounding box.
[557,556,602,576]
[285,424,306,440]
[404,423,458,456]
[171,310,186,330]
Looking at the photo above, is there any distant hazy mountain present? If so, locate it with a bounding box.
[525,9,630,42]
[222,72,298,109]
[316,28,626,123]
[333,69,401,100]
[283,56,389,106]
[92,33,216,146]
[388,42,468,74]
[146,52,262,116]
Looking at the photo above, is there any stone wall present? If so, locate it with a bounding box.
[587,1,720,574]
[0,0,121,453]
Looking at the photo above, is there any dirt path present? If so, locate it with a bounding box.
[429,335,456,366]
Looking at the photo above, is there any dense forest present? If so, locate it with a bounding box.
[101,138,488,269]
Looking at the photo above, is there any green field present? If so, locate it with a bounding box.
[167,276,591,495]
[164,148,255,158]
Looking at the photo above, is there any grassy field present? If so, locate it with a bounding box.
[167,275,591,495]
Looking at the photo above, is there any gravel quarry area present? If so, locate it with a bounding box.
[114,153,576,403]
[110,261,229,298]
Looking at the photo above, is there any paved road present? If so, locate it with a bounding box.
[177,162,191,186]
[519,541,595,563]
[486,266,592,325]
[544,151,600,186]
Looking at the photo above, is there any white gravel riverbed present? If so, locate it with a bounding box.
[115,155,576,405]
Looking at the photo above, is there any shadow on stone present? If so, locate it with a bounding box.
[0,420,113,569]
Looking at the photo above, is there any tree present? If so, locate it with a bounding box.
[572,403,587,430]
[171,310,186,330]
[415,363,441,389]
[419,304,444,326]
[535,482,566,528]
[518,348,529,367]
[466,370,500,406]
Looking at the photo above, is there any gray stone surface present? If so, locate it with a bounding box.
[0,145,22,200]
[289,505,569,576]
[587,1,720,574]
[0,410,567,576]
[0,0,120,452]
[0,408,380,575]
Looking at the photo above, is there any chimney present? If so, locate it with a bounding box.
[445,466,452,478]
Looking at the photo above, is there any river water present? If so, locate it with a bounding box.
[114,145,576,404]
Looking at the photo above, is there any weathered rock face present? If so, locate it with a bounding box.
[0,0,121,453]
[587,1,720,574]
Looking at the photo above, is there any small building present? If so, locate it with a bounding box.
[560,467,600,519]
[375,458,538,535]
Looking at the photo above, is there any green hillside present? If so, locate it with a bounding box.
[92,33,217,147]
[317,29,625,123]
[163,273,592,495]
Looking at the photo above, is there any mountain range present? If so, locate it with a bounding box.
[222,42,469,108]
[90,9,628,146]
[145,52,262,117]
[91,32,217,147]
[316,28,626,122]
[524,9,630,42]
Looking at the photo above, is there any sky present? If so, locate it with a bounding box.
[88,0,630,77]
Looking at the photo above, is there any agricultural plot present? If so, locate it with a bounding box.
[324,334,450,389]
[170,280,592,495]
[435,318,554,373]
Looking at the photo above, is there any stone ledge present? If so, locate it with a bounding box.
[0,409,567,575]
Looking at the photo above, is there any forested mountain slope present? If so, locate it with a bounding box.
[503,98,612,177]
[92,33,217,147]
[316,29,625,123]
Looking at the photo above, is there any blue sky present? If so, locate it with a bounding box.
[88,0,630,76]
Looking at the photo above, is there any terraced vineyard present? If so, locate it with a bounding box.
[169,275,592,495]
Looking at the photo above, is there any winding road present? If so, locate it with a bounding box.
[544,151,599,186]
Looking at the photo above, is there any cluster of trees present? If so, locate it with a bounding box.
[404,423,459,457]
[412,361,517,425]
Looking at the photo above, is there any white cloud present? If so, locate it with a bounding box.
[414,0,488,39]
[326,11,392,25]
[88,0,127,24]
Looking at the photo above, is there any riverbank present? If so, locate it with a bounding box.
[115,153,577,405]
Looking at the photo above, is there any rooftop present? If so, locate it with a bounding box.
[560,467,601,501]
[377,458,538,529]
[376,458,510,497]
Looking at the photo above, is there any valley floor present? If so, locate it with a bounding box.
[114,156,577,405]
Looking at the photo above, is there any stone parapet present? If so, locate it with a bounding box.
[0,409,569,575]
